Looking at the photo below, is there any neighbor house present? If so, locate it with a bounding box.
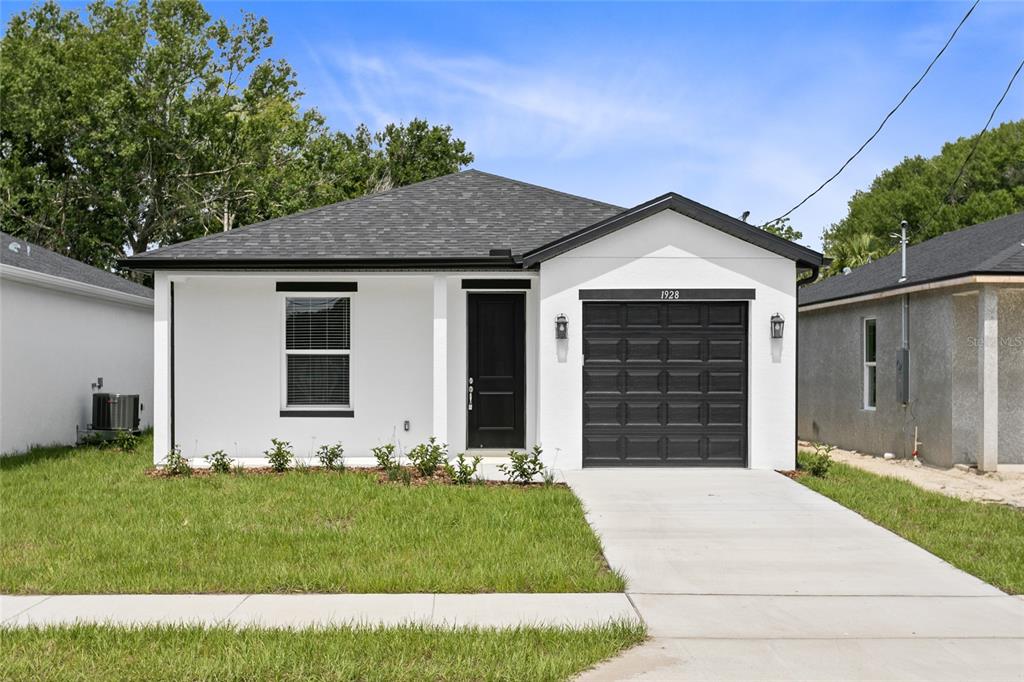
[798,213,1024,471]
[123,170,824,470]
[1,232,154,454]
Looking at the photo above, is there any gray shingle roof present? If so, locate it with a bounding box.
[799,212,1024,306]
[1,232,153,299]
[124,170,624,267]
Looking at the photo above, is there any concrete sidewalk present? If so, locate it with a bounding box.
[566,468,1024,682]
[0,593,638,629]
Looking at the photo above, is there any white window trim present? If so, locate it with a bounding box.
[279,294,354,411]
[863,317,877,411]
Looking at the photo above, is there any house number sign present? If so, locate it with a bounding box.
[578,288,757,301]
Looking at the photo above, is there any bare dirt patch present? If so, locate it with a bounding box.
[799,441,1024,508]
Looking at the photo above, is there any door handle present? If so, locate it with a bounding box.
[468,377,474,411]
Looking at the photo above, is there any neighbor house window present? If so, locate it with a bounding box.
[863,318,877,410]
[284,297,351,407]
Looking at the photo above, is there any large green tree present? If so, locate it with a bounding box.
[822,119,1024,275]
[0,0,473,269]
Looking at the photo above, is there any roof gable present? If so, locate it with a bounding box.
[522,193,825,268]
[799,212,1024,306]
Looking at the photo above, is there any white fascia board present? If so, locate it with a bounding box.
[798,275,1024,312]
[0,264,154,309]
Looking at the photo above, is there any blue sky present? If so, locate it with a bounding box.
[4,2,1022,249]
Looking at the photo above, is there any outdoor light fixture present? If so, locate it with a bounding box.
[770,313,785,339]
[555,313,568,339]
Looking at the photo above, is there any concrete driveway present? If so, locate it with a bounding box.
[565,469,1024,681]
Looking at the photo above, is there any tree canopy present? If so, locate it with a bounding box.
[0,0,473,269]
[821,119,1024,274]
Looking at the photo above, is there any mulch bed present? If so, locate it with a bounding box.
[145,464,565,488]
[777,469,808,480]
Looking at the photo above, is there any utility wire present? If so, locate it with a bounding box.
[939,56,1024,209]
[762,0,980,227]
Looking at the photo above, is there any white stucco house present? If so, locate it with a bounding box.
[1,232,154,455]
[122,170,824,470]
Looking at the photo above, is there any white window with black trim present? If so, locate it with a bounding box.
[282,296,351,410]
[863,317,877,410]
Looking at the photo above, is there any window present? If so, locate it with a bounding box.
[863,318,877,410]
[284,297,351,407]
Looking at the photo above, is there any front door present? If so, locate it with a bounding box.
[467,293,525,449]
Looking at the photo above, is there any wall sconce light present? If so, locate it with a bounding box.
[770,313,785,339]
[555,313,568,339]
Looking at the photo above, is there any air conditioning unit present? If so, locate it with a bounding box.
[91,393,141,432]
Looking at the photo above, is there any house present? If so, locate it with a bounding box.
[798,213,1024,471]
[1,232,154,455]
[122,170,824,469]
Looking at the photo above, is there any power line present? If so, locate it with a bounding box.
[940,57,1024,208]
[762,0,980,227]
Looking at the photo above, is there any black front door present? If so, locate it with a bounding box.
[467,293,525,449]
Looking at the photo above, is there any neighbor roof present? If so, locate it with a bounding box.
[799,212,1024,307]
[1,232,153,299]
[121,169,825,271]
[123,170,624,269]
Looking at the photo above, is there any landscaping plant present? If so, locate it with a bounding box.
[162,446,192,477]
[317,443,345,470]
[112,431,139,452]
[205,450,233,474]
[498,445,549,484]
[799,442,834,477]
[407,437,447,477]
[264,439,293,473]
[445,452,482,485]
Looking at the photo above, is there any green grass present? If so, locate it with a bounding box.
[796,451,1024,594]
[0,435,624,594]
[0,622,646,681]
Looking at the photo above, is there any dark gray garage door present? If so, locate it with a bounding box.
[582,301,748,467]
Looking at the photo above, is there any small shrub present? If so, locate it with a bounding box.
[78,432,105,448]
[317,442,345,470]
[407,437,447,477]
[112,430,139,452]
[445,452,482,485]
[372,443,398,470]
[264,438,293,473]
[498,444,548,484]
[205,449,233,473]
[799,442,834,477]
[163,446,192,476]
[397,467,413,486]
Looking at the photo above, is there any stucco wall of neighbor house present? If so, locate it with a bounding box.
[537,209,798,470]
[798,291,954,467]
[0,278,153,455]
[952,287,1024,465]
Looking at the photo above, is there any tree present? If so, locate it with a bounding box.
[0,0,473,269]
[821,119,1024,275]
[761,217,803,242]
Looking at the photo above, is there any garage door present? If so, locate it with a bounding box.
[582,301,748,467]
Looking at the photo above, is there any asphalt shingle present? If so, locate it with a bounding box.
[1,232,153,299]
[799,212,1024,306]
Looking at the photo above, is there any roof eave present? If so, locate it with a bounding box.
[798,271,1024,309]
[119,256,531,272]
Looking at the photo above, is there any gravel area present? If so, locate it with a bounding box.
[798,441,1024,508]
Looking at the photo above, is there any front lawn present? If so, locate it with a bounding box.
[0,622,645,681]
[0,436,623,594]
[795,451,1024,594]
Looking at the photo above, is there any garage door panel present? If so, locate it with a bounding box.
[583,300,747,468]
[584,402,622,427]
[624,402,662,426]
[624,370,662,395]
[584,338,623,363]
[708,338,745,361]
[625,338,663,362]
[584,369,622,394]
